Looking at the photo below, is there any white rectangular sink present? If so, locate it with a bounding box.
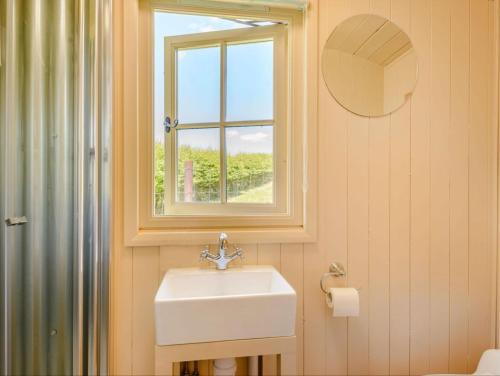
[155,265,296,346]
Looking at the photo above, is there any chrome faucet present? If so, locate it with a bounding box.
[199,233,244,270]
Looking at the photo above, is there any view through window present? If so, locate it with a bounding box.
[154,11,283,215]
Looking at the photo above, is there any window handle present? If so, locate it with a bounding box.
[164,116,179,133]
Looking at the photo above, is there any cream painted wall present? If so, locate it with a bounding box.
[323,48,384,116]
[383,50,417,114]
[112,0,499,375]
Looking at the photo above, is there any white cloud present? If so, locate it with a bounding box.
[240,132,269,142]
[226,129,240,137]
[200,26,216,33]
[187,22,216,33]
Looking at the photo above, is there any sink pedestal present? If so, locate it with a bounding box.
[155,336,296,376]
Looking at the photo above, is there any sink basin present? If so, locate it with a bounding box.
[155,265,296,346]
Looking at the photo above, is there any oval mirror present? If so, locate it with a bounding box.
[322,14,418,117]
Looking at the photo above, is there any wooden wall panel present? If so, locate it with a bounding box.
[367,1,391,374]
[280,244,304,376]
[469,0,495,371]
[429,0,451,372]
[489,0,499,354]
[346,2,371,370]
[389,1,411,373]
[409,0,432,374]
[303,239,327,376]
[258,244,281,269]
[346,115,370,376]
[388,104,411,376]
[319,1,350,375]
[241,243,258,265]
[346,0,371,371]
[112,0,498,375]
[449,0,470,372]
[258,244,281,376]
[368,1,391,375]
[132,247,160,375]
[115,247,133,375]
[302,0,327,373]
[111,0,133,373]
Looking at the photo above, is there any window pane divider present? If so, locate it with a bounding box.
[223,119,275,126]
[220,41,228,204]
[176,119,274,129]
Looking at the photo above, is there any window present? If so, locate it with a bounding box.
[156,13,287,216]
[122,1,314,244]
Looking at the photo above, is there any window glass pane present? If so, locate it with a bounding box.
[226,41,274,122]
[154,12,249,143]
[177,46,220,124]
[154,12,251,216]
[176,128,221,203]
[226,126,274,203]
[154,143,166,215]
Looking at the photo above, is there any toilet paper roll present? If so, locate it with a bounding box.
[326,287,359,317]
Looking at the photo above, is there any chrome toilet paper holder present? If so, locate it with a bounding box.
[320,262,346,294]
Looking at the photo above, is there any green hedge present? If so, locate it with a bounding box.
[154,144,273,203]
[155,143,165,199]
[177,146,220,194]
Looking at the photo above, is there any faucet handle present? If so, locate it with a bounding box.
[230,247,244,262]
[199,247,210,262]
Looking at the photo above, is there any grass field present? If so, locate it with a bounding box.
[229,181,273,203]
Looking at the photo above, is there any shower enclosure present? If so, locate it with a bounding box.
[0,0,112,374]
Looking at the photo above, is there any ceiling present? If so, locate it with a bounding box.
[327,14,413,66]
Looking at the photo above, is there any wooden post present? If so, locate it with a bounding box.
[184,160,193,202]
[155,347,174,376]
[279,352,297,376]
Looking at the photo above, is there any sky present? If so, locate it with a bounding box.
[154,11,274,155]
[176,125,273,156]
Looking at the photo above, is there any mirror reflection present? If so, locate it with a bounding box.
[322,14,418,117]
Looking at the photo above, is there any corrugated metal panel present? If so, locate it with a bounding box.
[0,0,112,374]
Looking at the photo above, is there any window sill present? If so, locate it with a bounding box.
[125,225,316,247]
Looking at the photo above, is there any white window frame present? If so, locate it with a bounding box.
[163,25,287,216]
[121,0,317,245]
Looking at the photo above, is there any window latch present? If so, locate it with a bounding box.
[164,116,179,133]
